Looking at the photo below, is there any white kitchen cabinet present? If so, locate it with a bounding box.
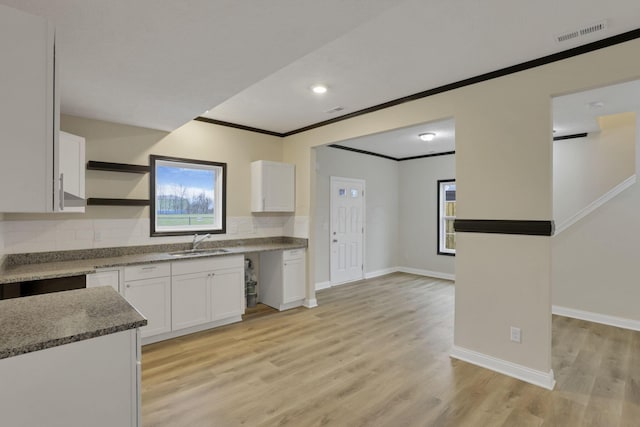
[260,249,306,311]
[0,329,140,427]
[171,255,244,331]
[211,267,244,320]
[124,264,171,338]
[86,269,121,292]
[251,160,295,212]
[0,4,61,213]
[171,271,210,331]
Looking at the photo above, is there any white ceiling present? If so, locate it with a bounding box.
[1,0,640,134]
[553,79,640,136]
[331,119,455,160]
[332,79,640,160]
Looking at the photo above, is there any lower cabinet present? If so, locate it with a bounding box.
[171,255,244,332]
[211,267,244,321]
[123,264,171,338]
[171,271,210,331]
[0,329,141,427]
[260,249,306,311]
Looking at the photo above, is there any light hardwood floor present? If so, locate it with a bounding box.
[141,273,640,426]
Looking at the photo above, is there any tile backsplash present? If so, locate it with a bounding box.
[0,216,308,254]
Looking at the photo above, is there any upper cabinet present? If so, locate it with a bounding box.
[251,160,295,212]
[0,5,79,213]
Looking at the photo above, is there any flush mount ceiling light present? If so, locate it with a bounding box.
[311,84,328,94]
[587,100,605,109]
[418,132,436,142]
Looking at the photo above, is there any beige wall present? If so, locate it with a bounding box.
[553,112,636,226]
[283,38,640,375]
[6,115,283,221]
[2,116,289,252]
[553,113,639,321]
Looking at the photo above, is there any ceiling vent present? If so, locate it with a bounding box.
[555,20,608,43]
[325,106,345,114]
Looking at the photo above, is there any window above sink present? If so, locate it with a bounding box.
[150,155,227,236]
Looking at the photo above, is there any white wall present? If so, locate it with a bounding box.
[314,146,399,285]
[553,113,635,228]
[398,154,455,278]
[553,112,639,323]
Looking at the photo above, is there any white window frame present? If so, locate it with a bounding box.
[438,179,456,255]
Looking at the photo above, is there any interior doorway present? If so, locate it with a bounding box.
[330,176,365,285]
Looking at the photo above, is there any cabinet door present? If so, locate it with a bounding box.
[124,277,171,338]
[283,257,305,304]
[210,268,244,321]
[264,162,294,211]
[172,272,210,331]
[0,5,57,212]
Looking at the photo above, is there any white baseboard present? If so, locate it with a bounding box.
[552,305,640,331]
[319,267,455,290]
[554,174,636,235]
[450,345,555,390]
[397,266,455,281]
[364,267,399,279]
[303,298,318,308]
[315,281,331,291]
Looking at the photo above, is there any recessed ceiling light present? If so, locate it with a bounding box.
[311,85,328,94]
[419,132,436,142]
[587,101,605,109]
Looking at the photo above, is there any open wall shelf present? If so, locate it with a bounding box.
[86,161,149,174]
[86,160,150,206]
[87,198,150,206]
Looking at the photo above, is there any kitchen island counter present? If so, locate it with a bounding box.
[0,286,146,359]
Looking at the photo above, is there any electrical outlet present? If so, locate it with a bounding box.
[510,326,521,343]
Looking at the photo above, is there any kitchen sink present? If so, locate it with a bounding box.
[168,248,230,257]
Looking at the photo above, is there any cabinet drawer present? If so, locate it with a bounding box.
[124,263,170,281]
[172,255,244,276]
[283,249,304,261]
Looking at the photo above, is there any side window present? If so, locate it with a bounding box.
[438,179,456,255]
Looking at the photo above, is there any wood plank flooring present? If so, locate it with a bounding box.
[141,273,640,426]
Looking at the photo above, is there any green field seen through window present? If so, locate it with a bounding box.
[156,214,215,227]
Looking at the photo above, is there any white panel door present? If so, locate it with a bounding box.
[330,177,365,285]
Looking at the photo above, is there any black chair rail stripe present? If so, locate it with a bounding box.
[454,220,554,236]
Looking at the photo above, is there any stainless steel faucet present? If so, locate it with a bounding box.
[192,233,211,250]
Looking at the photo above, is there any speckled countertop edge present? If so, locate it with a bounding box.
[0,287,147,359]
[0,238,307,285]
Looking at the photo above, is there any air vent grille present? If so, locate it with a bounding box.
[325,106,345,114]
[556,20,608,43]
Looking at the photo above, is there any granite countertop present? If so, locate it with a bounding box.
[0,238,307,284]
[0,286,147,359]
